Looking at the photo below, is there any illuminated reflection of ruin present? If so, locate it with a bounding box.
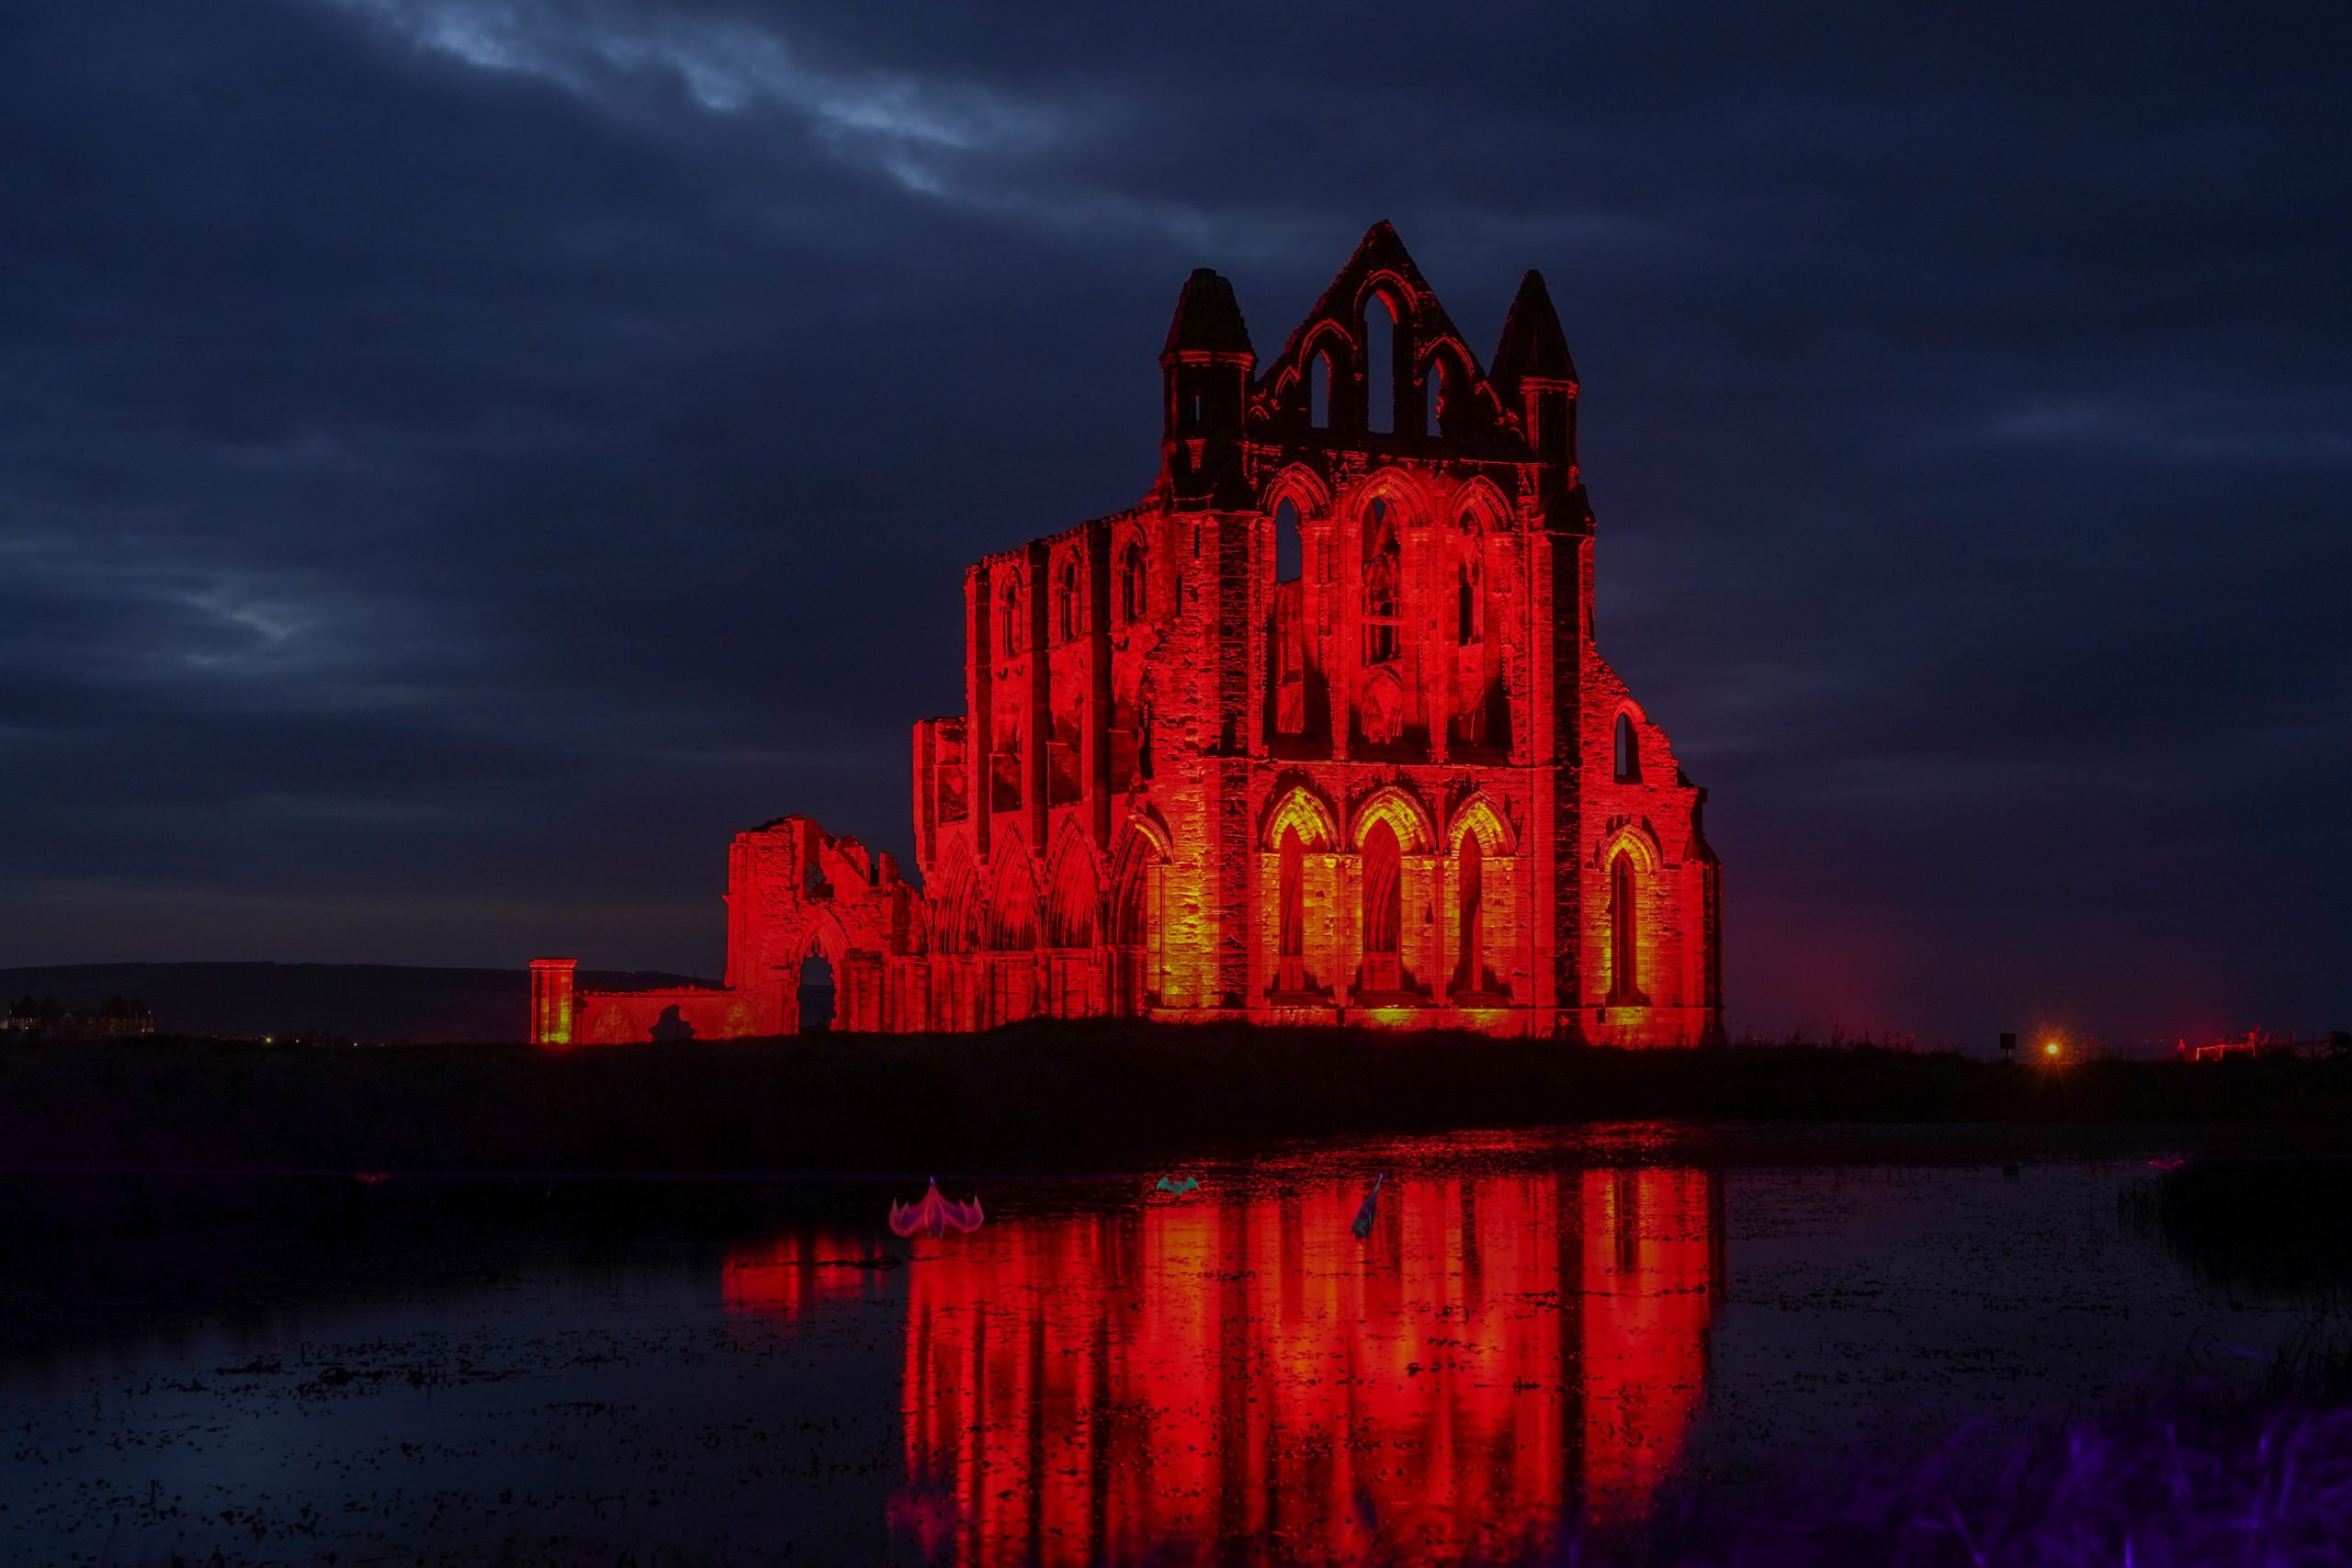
[729,1166,1723,1564]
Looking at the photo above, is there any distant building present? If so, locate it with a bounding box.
[533,223,1722,1046]
[6,993,155,1041]
[80,994,156,1039]
[2183,1029,2340,1063]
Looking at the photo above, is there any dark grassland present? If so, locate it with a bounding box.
[5,1025,2351,1176]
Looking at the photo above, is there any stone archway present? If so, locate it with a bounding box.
[1107,814,1172,1015]
[796,952,835,1032]
[778,911,851,1033]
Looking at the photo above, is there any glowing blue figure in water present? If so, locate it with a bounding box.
[1351,1173,1385,1239]
[1156,1176,1200,1195]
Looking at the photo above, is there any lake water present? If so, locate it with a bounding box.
[0,1125,2314,1565]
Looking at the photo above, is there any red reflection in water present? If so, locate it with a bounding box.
[720,1230,888,1318]
[884,1168,1722,1565]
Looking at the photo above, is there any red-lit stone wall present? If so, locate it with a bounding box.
[544,223,1721,1045]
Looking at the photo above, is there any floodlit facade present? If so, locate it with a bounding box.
[534,223,1721,1045]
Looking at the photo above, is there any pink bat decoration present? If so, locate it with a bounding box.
[890,1178,985,1238]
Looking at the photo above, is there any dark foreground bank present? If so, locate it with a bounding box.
[5,1023,2352,1176]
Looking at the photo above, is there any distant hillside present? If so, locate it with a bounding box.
[0,963,703,1044]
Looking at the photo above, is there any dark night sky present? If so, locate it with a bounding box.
[3,1,2346,1045]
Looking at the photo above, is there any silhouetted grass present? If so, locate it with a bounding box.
[2153,1156,2352,1301]
[1635,1289,2352,1566]
[5,1023,2352,1177]
[1637,1400,2352,1567]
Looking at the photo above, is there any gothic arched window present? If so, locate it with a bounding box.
[1270,505,1307,738]
[1275,825,1308,992]
[1453,833,1484,990]
[1614,713,1641,783]
[1363,292,1396,434]
[1057,557,1081,643]
[997,574,1023,659]
[1457,549,1482,646]
[1279,827,1305,960]
[1363,501,1399,666]
[1608,851,1643,1005]
[1118,540,1147,624]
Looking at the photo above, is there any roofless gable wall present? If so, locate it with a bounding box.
[540,222,1720,1046]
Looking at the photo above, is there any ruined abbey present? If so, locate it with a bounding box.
[530,223,1722,1046]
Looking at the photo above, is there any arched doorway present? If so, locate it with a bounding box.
[1109,829,1167,1016]
[1276,824,1307,992]
[1606,851,1647,1008]
[1453,832,1484,993]
[797,952,835,1032]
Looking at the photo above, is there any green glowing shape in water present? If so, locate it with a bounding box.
[1351,1173,1385,1239]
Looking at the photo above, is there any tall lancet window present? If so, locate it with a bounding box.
[1608,851,1645,1006]
[1057,558,1080,642]
[1275,498,1303,582]
[1270,501,1307,736]
[1363,292,1396,434]
[1453,834,1484,991]
[1363,501,1399,666]
[1276,826,1307,991]
[997,575,1023,658]
[1362,819,1402,992]
[1118,540,1147,625]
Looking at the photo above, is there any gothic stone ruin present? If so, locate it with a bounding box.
[531,223,1723,1047]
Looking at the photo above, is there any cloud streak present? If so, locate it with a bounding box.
[322,0,1071,193]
